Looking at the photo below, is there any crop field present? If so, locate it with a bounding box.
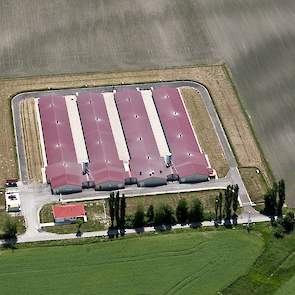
[1,0,294,204]
[0,230,262,295]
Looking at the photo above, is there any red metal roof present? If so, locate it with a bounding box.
[115,89,167,181]
[152,86,210,178]
[52,204,86,219]
[76,93,125,185]
[47,162,83,188]
[39,95,78,164]
[39,95,82,190]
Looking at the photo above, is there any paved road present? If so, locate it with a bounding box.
[18,183,59,241]
[17,177,231,242]
[15,214,270,244]
[11,80,257,243]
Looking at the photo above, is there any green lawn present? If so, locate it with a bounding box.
[222,224,295,295]
[275,274,295,295]
[273,248,295,295]
[0,230,262,295]
[42,220,106,234]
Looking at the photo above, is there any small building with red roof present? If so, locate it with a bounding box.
[52,204,87,223]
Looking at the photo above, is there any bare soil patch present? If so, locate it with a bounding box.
[180,87,228,177]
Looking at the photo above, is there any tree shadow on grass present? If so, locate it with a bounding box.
[134,227,145,234]
[154,224,172,232]
[189,222,202,229]
[223,219,233,229]
[1,236,17,249]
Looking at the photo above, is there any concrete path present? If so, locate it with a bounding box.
[18,183,59,242]
[103,92,130,163]
[65,95,88,163]
[141,89,170,157]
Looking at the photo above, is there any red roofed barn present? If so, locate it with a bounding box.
[52,204,87,223]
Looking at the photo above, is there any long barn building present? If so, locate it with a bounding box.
[76,92,126,190]
[39,95,82,194]
[115,89,169,187]
[152,86,213,182]
[37,86,213,194]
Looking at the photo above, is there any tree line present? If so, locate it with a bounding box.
[129,197,206,229]
[0,215,18,248]
[108,184,240,232]
[108,191,126,236]
[263,179,294,237]
[214,184,239,226]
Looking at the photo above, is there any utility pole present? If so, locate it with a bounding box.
[247,210,251,233]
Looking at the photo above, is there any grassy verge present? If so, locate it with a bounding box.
[239,167,269,203]
[39,203,56,223]
[42,221,106,234]
[124,190,223,215]
[223,224,295,295]
[0,212,25,235]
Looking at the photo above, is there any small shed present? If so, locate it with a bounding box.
[52,204,87,223]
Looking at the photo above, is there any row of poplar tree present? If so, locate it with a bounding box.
[108,184,240,231]
[214,184,239,224]
[262,179,295,237]
[108,191,126,231]
[263,179,285,218]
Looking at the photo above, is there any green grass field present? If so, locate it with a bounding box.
[222,225,295,295]
[275,274,295,295]
[0,230,262,295]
